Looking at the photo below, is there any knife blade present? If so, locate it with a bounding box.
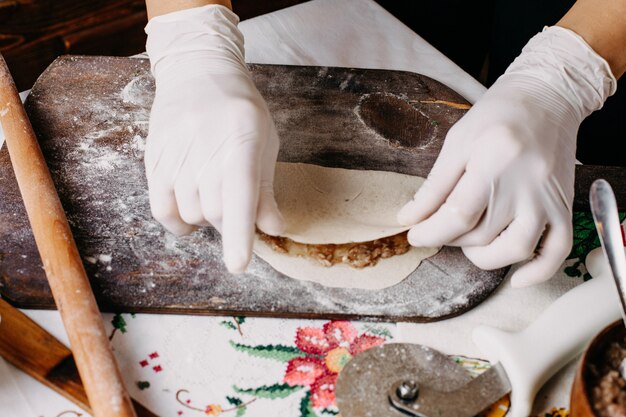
[335,343,511,417]
[388,362,511,417]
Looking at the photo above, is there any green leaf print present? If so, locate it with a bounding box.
[220,321,238,331]
[226,396,243,406]
[235,316,246,325]
[111,314,127,333]
[569,211,625,260]
[299,392,317,417]
[136,381,150,390]
[361,325,393,339]
[565,211,625,279]
[569,212,599,260]
[563,264,582,277]
[233,383,303,399]
[226,396,246,417]
[230,341,310,362]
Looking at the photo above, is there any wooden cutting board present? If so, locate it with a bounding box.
[0,56,512,322]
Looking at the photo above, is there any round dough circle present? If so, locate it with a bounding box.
[274,162,424,244]
[253,163,439,289]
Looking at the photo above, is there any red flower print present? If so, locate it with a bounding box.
[310,373,337,409]
[295,327,330,355]
[284,321,386,409]
[323,321,358,350]
[284,357,326,386]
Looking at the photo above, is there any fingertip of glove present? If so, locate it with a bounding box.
[406,226,430,248]
[257,196,287,236]
[258,221,286,238]
[165,223,198,237]
[257,209,286,236]
[224,252,251,275]
[510,258,560,288]
[227,266,247,275]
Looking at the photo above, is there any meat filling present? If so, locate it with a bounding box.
[258,231,411,269]
[590,336,626,417]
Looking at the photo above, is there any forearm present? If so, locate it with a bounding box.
[557,0,626,78]
[145,0,232,19]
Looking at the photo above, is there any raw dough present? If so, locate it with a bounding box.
[273,162,424,244]
[252,162,440,289]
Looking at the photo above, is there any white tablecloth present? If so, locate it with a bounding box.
[0,1,602,416]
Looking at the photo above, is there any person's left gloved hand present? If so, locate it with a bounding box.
[398,27,616,287]
[145,5,284,273]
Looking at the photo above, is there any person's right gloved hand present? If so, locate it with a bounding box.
[145,5,285,273]
[398,26,616,287]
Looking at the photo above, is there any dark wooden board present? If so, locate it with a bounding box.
[1,55,510,322]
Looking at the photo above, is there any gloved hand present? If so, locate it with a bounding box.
[145,5,284,273]
[398,26,616,287]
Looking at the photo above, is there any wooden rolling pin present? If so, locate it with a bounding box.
[0,55,136,417]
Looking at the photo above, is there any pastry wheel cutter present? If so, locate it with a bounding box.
[336,256,621,417]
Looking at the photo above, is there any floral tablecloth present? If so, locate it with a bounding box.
[1,1,623,416]
[2,212,622,417]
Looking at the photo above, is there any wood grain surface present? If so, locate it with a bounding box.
[0,0,147,90]
[0,0,308,90]
[1,55,510,322]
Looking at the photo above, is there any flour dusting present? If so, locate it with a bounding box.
[121,73,154,108]
[0,56,501,321]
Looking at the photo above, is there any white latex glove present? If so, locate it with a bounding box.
[145,5,284,273]
[398,27,616,287]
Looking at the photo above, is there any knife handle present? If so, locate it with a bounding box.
[473,248,620,417]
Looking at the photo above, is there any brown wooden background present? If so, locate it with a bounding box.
[0,0,311,91]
